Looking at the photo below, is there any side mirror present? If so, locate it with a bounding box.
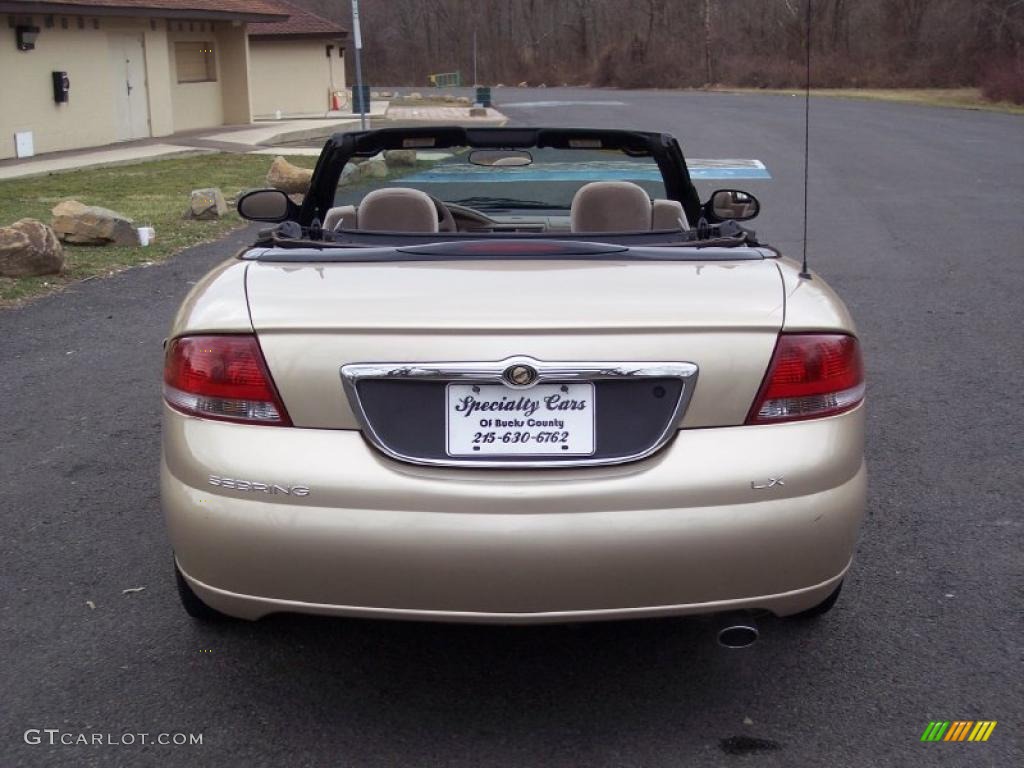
[237,189,298,222]
[708,189,760,222]
[468,149,533,167]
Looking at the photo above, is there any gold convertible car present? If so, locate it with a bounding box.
[162,127,865,646]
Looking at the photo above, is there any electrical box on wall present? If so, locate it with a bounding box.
[14,131,35,158]
[52,71,70,103]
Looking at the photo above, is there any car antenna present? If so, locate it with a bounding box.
[799,0,813,280]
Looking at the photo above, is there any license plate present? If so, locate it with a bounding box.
[446,383,596,457]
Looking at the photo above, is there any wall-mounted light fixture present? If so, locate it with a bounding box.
[16,25,41,51]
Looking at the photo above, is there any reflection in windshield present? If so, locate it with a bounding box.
[404,160,662,183]
[334,147,666,211]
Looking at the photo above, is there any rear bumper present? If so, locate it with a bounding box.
[177,558,851,624]
[162,404,865,623]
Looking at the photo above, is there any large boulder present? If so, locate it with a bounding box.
[51,200,136,246]
[186,187,227,220]
[0,218,65,277]
[338,162,362,187]
[359,157,388,179]
[362,156,389,180]
[384,149,417,168]
[266,156,313,194]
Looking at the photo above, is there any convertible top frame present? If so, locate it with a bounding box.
[298,126,704,229]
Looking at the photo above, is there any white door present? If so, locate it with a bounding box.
[108,34,150,140]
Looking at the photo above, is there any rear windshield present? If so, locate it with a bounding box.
[333,146,667,211]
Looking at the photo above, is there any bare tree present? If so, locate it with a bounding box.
[287,0,1023,102]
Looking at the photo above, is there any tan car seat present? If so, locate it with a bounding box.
[570,181,653,233]
[651,199,689,230]
[323,205,357,231]
[356,188,439,233]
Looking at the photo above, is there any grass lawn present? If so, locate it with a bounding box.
[715,87,1024,115]
[391,96,469,108]
[0,153,317,305]
[0,152,435,306]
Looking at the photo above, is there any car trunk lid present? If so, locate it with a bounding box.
[245,254,784,433]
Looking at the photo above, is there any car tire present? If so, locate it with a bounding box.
[174,558,232,622]
[792,580,843,619]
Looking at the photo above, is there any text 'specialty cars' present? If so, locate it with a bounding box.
[162,127,865,643]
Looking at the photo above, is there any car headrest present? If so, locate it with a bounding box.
[570,181,653,233]
[324,205,357,231]
[357,188,438,233]
[652,199,689,231]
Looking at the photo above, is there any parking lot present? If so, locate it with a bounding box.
[1,88,1021,766]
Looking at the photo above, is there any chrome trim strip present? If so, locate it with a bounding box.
[340,356,698,469]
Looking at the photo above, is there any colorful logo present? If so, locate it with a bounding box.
[921,721,997,742]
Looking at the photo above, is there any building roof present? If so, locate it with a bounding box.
[249,0,347,39]
[0,0,288,22]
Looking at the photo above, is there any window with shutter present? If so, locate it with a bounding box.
[175,41,216,83]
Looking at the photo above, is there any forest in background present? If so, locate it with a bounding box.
[296,0,1024,103]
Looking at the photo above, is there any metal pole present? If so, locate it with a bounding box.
[800,0,813,279]
[351,0,366,130]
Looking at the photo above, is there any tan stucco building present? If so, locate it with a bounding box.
[249,0,347,119]
[0,0,348,161]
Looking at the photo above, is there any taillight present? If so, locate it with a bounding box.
[746,333,864,424]
[163,335,291,425]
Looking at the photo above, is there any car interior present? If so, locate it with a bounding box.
[323,181,690,235]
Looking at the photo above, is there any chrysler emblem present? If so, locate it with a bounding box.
[504,364,538,387]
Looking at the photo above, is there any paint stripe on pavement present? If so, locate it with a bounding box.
[402,159,770,183]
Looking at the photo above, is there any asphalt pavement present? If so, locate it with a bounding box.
[1,88,1021,767]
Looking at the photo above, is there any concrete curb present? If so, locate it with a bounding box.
[0,147,217,181]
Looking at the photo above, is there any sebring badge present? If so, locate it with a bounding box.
[504,364,539,388]
[208,475,310,496]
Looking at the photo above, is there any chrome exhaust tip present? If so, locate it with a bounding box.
[716,612,759,649]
